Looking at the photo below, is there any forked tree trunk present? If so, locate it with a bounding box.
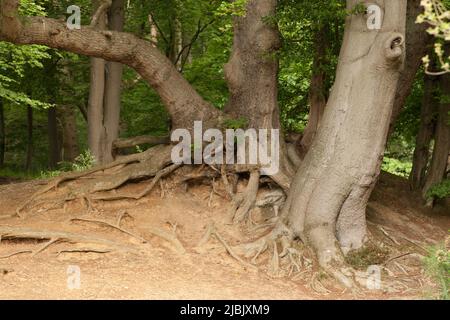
[87,0,107,164]
[299,24,330,158]
[224,0,295,190]
[282,0,407,266]
[102,0,125,163]
[422,73,450,201]
[88,0,125,164]
[410,72,438,190]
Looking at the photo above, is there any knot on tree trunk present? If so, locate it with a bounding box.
[384,33,405,62]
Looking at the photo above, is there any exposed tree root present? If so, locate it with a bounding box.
[197,223,257,270]
[0,250,32,259]
[91,163,182,202]
[16,145,174,215]
[56,248,112,255]
[230,170,260,224]
[0,226,139,256]
[145,226,186,254]
[69,217,147,244]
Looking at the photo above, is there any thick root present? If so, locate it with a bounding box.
[0,226,140,256]
[230,170,260,224]
[16,145,174,215]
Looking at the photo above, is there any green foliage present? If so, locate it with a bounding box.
[348,2,367,16]
[424,238,450,300]
[0,166,38,180]
[382,157,413,178]
[39,149,95,179]
[426,179,450,200]
[223,117,248,130]
[215,0,248,17]
[71,149,95,171]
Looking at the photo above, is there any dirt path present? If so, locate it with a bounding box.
[0,173,448,300]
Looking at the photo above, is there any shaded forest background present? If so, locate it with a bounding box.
[0,0,447,199]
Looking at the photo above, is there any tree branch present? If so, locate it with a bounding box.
[0,0,220,128]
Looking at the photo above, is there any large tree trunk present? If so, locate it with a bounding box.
[224,0,295,190]
[47,107,60,169]
[282,0,407,267]
[389,0,431,134]
[410,72,438,190]
[422,73,450,201]
[0,98,5,167]
[298,24,330,158]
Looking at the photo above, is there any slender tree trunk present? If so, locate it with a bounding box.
[422,73,450,201]
[410,72,438,190]
[102,0,125,163]
[25,106,33,172]
[87,0,107,164]
[59,105,79,162]
[299,24,330,158]
[47,107,60,169]
[0,98,5,167]
[282,0,407,267]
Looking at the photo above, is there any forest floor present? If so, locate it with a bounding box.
[0,171,448,300]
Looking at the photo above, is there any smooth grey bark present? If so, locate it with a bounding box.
[282,0,407,267]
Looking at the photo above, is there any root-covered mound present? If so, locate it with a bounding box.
[0,167,448,298]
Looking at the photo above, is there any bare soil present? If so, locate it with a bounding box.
[0,172,448,300]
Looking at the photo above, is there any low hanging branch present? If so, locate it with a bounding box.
[0,0,220,129]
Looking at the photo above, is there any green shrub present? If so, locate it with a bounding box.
[426,179,450,200]
[39,149,95,179]
[424,236,450,300]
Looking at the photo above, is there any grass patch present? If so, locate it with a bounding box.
[424,236,450,300]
